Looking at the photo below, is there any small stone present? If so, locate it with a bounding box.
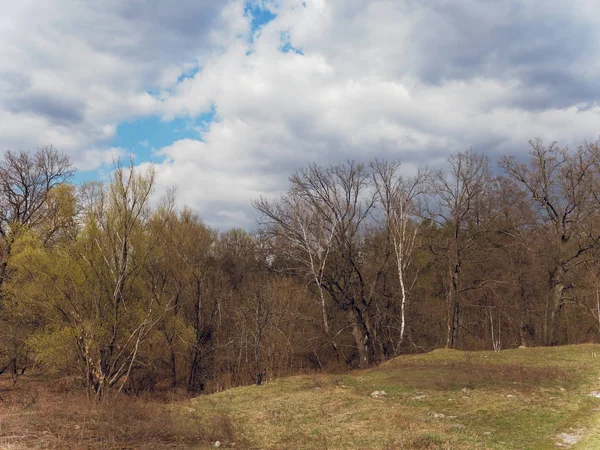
[214,441,221,448]
[428,412,456,419]
[556,429,584,447]
[451,424,466,430]
[506,394,516,398]
[370,390,387,399]
[483,431,492,436]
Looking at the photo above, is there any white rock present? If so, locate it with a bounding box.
[214,441,221,448]
[370,390,387,399]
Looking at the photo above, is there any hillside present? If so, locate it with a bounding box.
[2,344,600,449]
[184,344,600,449]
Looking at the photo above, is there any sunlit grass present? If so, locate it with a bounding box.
[2,344,600,449]
[185,344,600,449]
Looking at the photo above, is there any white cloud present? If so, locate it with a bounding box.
[0,0,243,163]
[2,0,600,229]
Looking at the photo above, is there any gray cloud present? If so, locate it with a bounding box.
[7,92,86,125]
[406,1,597,109]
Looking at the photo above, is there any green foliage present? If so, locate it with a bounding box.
[28,327,78,374]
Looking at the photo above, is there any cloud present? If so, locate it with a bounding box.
[2,0,600,229]
[0,0,244,162]
[147,1,600,229]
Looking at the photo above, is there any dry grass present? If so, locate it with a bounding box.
[2,345,600,449]
[0,377,234,449]
[185,344,600,449]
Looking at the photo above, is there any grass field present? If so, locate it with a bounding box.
[2,345,600,449]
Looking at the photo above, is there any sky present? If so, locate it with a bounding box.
[1,0,600,229]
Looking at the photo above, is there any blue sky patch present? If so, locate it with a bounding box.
[75,108,217,183]
[177,65,201,84]
[280,31,303,55]
[245,1,277,42]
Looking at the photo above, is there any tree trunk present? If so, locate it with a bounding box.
[350,313,368,369]
[397,255,407,348]
[548,267,565,346]
[446,260,460,349]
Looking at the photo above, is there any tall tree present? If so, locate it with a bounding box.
[500,140,595,345]
[371,160,427,349]
[256,161,388,367]
[425,151,492,349]
[0,146,75,290]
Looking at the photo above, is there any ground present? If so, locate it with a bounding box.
[2,345,600,449]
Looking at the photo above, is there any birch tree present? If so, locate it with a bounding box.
[256,162,385,367]
[371,160,427,349]
[254,191,337,339]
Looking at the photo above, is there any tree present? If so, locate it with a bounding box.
[0,146,75,291]
[371,160,427,350]
[500,140,595,345]
[425,151,492,349]
[0,146,74,381]
[254,179,339,355]
[256,161,389,368]
[10,161,176,398]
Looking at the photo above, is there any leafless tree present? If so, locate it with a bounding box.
[425,151,492,348]
[371,160,428,350]
[500,139,595,345]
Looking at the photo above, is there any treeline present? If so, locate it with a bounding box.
[2,139,600,398]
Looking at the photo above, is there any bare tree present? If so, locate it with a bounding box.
[254,188,338,348]
[255,161,385,367]
[500,139,595,345]
[371,160,427,350]
[425,151,492,349]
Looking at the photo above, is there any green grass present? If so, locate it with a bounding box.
[181,344,600,449]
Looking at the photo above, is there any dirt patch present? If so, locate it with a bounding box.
[379,361,569,391]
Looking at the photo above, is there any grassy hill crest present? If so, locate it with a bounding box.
[184,344,600,449]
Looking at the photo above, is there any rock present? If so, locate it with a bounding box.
[555,429,585,448]
[506,394,516,398]
[587,391,600,398]
[214,441,221,448]
[428,412,457,419]
[370,390,387,399]
[451,424,466,430]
